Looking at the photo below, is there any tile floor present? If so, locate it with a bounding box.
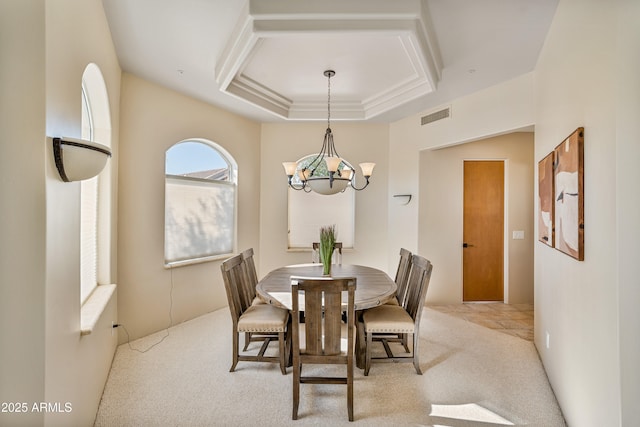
[429,302,534,341]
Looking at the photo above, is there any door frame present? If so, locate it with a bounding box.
[461,158,510,303]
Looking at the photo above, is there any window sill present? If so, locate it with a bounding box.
[80,284,117,336]
[287,247,353,252]
[164,253,231,269]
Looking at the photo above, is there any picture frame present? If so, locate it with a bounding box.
[553,127,584,260]
[537,151,555,247]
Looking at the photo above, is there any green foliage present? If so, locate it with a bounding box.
[319,225,336,274]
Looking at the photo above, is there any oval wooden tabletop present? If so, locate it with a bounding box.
[256,263,397,310]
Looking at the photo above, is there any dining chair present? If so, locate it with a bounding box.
[311,241,343,264]
[220,253,290,375]
[361,254,433,376]
[377,248,413,352]
[291,276,357,422]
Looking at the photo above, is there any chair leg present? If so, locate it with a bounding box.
[292,363,300,420]
[287,325,293,367]
[413,333,422,375]
[347,357,354,421]
[230,331,239,372]
[364,330,372,376]
[401,333,410,353]
[355,318,365,369]
[243,332,251,351]
[279,331,287,375]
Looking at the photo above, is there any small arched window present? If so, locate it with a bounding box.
[164,139,237,265]
[80,63,112,304]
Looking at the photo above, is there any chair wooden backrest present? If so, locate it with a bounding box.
[291,275,357,421]
[240,248,258,301]
[311,242,343,264]
[292,276,355,357]
[394,248,412,306]
[403,254,434,322]
[220,254,249,323]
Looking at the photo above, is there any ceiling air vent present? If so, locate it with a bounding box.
[421,107,450,125]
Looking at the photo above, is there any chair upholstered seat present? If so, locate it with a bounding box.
[362,305,415,333]
[237,304,288,333]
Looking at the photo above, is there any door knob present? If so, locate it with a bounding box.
[463,243,475,248]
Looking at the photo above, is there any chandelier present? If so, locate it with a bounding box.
[282,70,375,195]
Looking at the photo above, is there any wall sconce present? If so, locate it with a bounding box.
[52,137,111,182]
[393,194,412,205]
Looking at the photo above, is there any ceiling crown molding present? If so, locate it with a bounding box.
[215,0,442,120]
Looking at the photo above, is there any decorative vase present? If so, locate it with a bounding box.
[319,224,336,276]
[320,243,334,276]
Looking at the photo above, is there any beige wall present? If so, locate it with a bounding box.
[0,2,47,426]
[616,1,640,423]
[117,73,261,341]
[44,0,122,425]
[419,132,534,305]
[1,1,121,426]
[259,122,390,276]
[534,0,640,424]
[389,1,640,423]
[388,73,535,273]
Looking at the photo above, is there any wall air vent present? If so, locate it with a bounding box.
[421,107,450,125]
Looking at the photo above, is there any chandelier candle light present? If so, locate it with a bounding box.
[282,70,375,195]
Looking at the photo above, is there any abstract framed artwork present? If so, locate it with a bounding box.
[553,127,584,260]
[537,152,554,247]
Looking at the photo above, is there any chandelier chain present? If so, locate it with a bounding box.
[327,72,331,129]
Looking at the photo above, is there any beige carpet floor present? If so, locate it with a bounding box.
[94,307,565,426]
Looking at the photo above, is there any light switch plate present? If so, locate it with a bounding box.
[512,230,525,240]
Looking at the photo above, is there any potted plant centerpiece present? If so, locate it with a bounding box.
[319,225,337,276]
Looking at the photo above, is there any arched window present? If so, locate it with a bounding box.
[164,139,237,265]
[287,154,355,249]
[80,63,112,304]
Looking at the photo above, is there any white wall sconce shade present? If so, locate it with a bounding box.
[53,137,111,182]
[393,194,412,205]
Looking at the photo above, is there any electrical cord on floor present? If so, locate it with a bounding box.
[112,266,175,353]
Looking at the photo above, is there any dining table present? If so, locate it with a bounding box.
[256,263,397,311]
[256,263,397,368]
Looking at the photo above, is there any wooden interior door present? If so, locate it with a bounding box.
[463,161,504,301]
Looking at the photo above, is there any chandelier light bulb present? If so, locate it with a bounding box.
[325,156,342,173]
[359,162,376,178]
[341,167,354,180]
[282,162,298,176]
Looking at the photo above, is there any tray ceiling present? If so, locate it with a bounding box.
[102,0,558,122]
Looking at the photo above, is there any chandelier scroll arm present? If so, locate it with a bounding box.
[349,176,371,191]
